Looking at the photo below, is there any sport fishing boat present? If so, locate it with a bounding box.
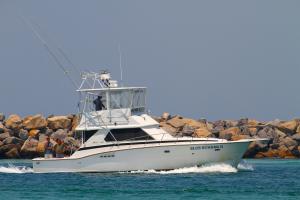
[33,71,260,173]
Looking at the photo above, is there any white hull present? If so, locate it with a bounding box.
[33,140,252,173]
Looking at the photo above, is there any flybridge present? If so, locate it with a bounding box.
[76,71,147,128]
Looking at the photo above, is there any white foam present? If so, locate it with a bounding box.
[0,164,34,174]
[122,163,240,174]
[237,161,254,171]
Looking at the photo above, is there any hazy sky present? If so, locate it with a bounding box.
[0,0,299,121]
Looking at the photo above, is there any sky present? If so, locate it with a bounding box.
[0,0,299,121]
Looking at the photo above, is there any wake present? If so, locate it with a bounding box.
[0,161,254,174]
[123,162,254,174]
[0,164,33,174]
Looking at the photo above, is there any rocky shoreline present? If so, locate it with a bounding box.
[0,112,299,159]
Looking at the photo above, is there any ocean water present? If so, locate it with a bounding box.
[0,159,299,200]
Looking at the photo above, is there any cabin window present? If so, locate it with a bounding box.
[82,130,98,142]
[109,90,131,109]
[104,128,154,142]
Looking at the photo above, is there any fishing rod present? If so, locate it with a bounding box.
[20,16,79,88]
[31,20,82,76]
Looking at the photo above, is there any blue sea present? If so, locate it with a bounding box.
[0,159,299,200]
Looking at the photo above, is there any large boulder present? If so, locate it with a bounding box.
[291,133,300,142]
[5,114,22,130]
[47,116,71,130]
[266,119,282,126]
[194,128,212,138]
[247,119,260,127]
[22,114,47,130]
[255,149,278,158]
[279,119,299,133]
[28,129,40,138]
[0,144,19,155]
[20,138,38,156]
[231,134,250,141]
[219,127,241,140]
[3,137,23,145]
[237,118,248,126]
[166,116,185,129]
[160,122,177,135]
[182,118,207,129]
[5,147,20,158]
[257,126,276,142]
[0,132,11,141]
[272,128,286,144]
[277,145,295,158]
[18,129,29,140]
[51,129,68,140]
[248,127,258,136]
[280,137,297,151]
[244,141,268,158]
[181,125,195,137]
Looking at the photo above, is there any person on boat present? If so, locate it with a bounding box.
[44,136,53,158]
[93,96,105,111]
[54,138,65,158]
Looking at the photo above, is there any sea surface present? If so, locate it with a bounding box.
[0,159,299,200]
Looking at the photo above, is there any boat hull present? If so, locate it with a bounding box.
[32,140,252,173]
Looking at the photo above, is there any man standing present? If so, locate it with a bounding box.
[44,136,53,158]
[93,96,105,111]
[54,138,65,158]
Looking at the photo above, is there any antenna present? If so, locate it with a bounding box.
[20,16,79,88]
[118,44,123,85]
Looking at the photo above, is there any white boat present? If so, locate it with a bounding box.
[33,71,260,173]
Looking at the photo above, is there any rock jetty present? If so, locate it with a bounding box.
[0,112,300,159]
[157,112,300,159]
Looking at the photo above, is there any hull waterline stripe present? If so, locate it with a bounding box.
[78,139,219,151]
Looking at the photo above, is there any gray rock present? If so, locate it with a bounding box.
[240,126,251,136]
[281,137,297,148]
[213,120,226,129]
[257,126,276,142]
[270,143,280,149]
[182,125,195,136]
[0,132,11,141]
[0,144,18,155]
[51,129,68,140]
[244,141,268,158]
[64,137,80,147]
[237,118,248,126]
[267,119,282,126]
[45,128,54,136]
[292,133,300,142]
[3,137,23,145]
[0,113,5,122]
[20,138,38,153]
[18,129,29,140]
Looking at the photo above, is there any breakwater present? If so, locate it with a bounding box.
[0,112,299,159]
